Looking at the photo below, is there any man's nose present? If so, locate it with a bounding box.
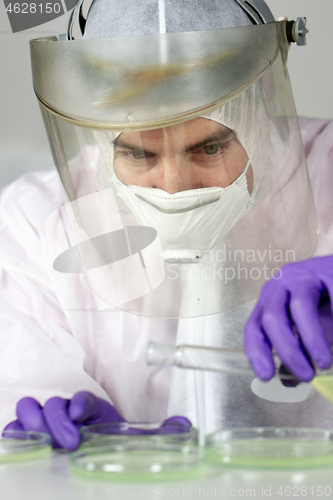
[153,156,195,194]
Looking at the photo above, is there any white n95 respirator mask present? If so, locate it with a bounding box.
[112,158,252,263]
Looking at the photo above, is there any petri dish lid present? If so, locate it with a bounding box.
[70,421,205,481]
[0,430,52,462]
[206,427,333,469]
[79,421,196,439]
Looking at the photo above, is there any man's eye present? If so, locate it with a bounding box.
[202,144,220,155]
[129,150,146,160]
[119,149,146,160]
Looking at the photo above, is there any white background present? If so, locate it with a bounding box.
[0,0,332,188]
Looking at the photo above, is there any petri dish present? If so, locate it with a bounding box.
[206,427,333,469]
[70,422,205,481]
[0,430,52,462]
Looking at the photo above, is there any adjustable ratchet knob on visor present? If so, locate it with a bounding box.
[285,17,308,46]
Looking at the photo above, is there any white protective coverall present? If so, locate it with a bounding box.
[0,117,333,433]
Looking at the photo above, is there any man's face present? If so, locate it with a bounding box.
[113,117,253,194]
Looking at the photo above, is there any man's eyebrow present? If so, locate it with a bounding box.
[184,129,235,152]
[113,137,150,154]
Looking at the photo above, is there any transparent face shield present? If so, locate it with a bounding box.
[30,22,317,318]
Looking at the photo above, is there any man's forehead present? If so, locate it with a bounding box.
[114,118,234,148]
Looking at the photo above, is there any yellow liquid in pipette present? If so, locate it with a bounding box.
[311,376,333,403]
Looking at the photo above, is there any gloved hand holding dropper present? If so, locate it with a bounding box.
[244,256,333,382]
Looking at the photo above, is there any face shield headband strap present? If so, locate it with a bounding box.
[67,0,86,40]
[235,0,274,24]
[66,0,274,40]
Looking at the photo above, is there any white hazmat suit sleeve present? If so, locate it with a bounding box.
[0,171,111,431]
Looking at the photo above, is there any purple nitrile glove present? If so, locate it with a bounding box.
[160,416,192,434]
[244,256,333,383]
[3,392,125,451]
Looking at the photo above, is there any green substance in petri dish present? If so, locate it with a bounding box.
[70,449,206,482]
[0,439,51,463]
[207,439,333,469]
[312,376,333,403]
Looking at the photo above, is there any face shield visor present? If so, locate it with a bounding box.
[30,21,317,318]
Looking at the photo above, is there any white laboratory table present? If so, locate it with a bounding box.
[1,452,333,500]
